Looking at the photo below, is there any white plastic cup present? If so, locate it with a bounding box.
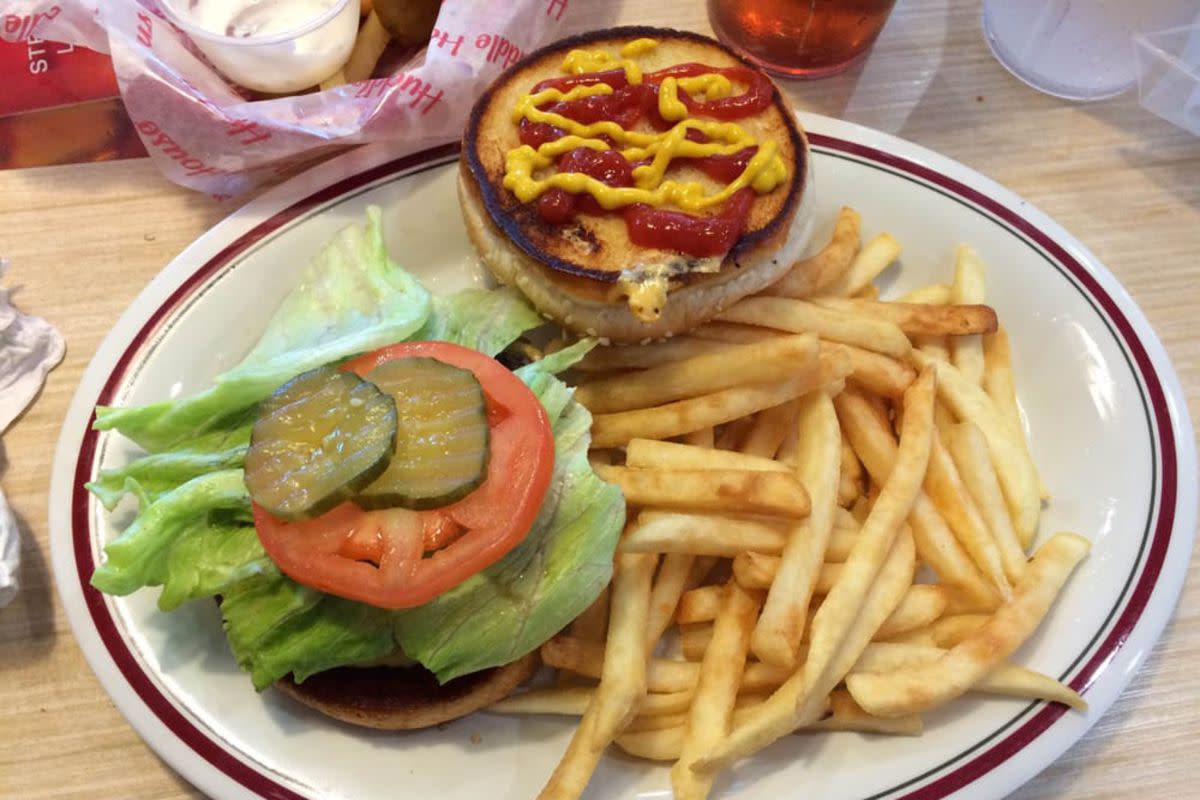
[1134,20,1200,136]
[161,0,359,93]
[982,0,1197,101]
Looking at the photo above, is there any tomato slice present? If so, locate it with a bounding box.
[252,342,555,609]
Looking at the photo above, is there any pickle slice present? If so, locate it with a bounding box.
[356,357,490,510]
[245,366,397,520]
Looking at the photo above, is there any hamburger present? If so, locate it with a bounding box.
[459,26,815,343]
[88,209,624,731]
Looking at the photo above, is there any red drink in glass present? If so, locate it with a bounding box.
[708,0,898,79]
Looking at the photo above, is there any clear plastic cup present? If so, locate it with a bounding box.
[1134,21,1200,136]
[161,0,358,94]
[981,0,1197,102]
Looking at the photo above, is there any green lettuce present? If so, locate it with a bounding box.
[158,523,273,612]
[393,340,624,681]
[90,469,251,596]
[94,207,432,452]
[414,286,544,356]
[89,210,623,691]
[86,423,252,511]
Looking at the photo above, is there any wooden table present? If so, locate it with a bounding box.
[1,2,1197,798]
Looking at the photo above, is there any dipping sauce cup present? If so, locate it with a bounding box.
[708,0,898,79]
[161,0,359,93]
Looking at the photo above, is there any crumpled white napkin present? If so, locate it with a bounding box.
[0,258,66,607]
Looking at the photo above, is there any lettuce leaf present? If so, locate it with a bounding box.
[222,581,395,689]
[87,423,252,511]
[90,469,251,596]
[157,523,274,612]
[414,286,543,356]
[94,207,431,452]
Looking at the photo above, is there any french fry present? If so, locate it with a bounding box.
[577,337,732,372]
[645,553,716,649]
[739,398,801,459]
[925,428,1012,598]
[490,687,595,716]
[692,528,917,775]
[983,328,1049,501]
[809,691,923,736]
[689,321,784,344]
[537,552,656,800]
[823,341,917,399]
[839,432,865,507]
[845,533,1090,717]
[822,232,902,297]
[596,466,811,518]
[911,352,1042,546]
[980,664,1087,710]
[752,390,841,667]
[590,350,852,448]
[574,335,819,414]
[681,426,715,448]
[825,523,861,562]
[626,711,690,733]
[717,297,911,358]
[775,420,800,466]
[945,421,1029,584]
[835,387,1002,610]
[620,689,918,763]
[898,283,952,304]
[543,636,790,694]
[671,581,761,800]
[626,439,790,474]
[570,584,611,642]
[616,727,684,761]
[319,69,347,90]
[342,10,391,83]
[872,584,948,640]
[714,414,757,451]
[623,513,788,558]
[676,585,725,624]
[917,334,950,363]
[950,246,987,384]
[680,622,714,661]
[804,368,934,685]
[767,206,862,298]
[492,688,697,719]
[849,643,1085,708]
[732,553,841,593]
[813,298,998,338]
[723,582,946,648]
[922,613,991,647]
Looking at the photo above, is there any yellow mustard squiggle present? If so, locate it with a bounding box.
[502,42,788,214]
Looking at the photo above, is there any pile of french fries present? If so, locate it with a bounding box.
[491,207,1092,800]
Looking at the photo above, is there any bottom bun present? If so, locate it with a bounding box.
[274,652,540,730]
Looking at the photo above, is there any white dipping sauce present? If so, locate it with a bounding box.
[167,0,358,92]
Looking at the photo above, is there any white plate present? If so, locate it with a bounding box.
[49,114,1197,800]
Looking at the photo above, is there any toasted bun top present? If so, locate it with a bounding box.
[462,26,807,286]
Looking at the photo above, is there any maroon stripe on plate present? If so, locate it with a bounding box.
[806,133,1179,799]
[72,135,1180,800]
